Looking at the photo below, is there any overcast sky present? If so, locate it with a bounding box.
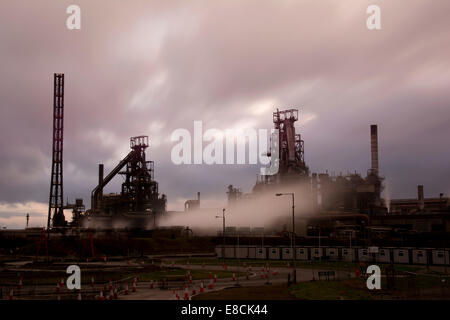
[0,0,449,228]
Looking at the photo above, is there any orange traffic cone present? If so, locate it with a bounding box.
[208,279,214,289]
[214,274,217,283]
[108,280,113,291]
[60,278,64,288]
[90,277,94,287]
[99,289,104,301]
[184,286,189,300]
[18,277,23,289]
[113,287,118,299]
[232,273,236,281]
[208,272,212,279]
[77,290,82,300]
[9,288,14,300]
[200,281,204,293]
[109,289,114,300]
[132,281,137,292]
[124,283,129,295]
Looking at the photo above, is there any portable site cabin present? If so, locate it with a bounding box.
[224,246,235,259]
[236,246,249,259]
[326,247,339,261]
[215,246,223,258]
[412,249,428,265]
[268,247,281,260]
[432,249,449,265]
[358,248,371,262]
[376,248,391,263]
[296,247,309,261]
[393,248,410,264]
[247,246,257,259]
[342,248,355,262]
[311,247,323,260]
[281,247,294,260]
[255,247,267,259]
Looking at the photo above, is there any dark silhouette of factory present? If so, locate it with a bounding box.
[44,73,449,239]
[225,108,450,240]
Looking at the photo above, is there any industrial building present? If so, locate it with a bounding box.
[15,73,449,246]
[222,107,450,242]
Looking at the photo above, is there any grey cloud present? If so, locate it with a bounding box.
[0,0,449,221]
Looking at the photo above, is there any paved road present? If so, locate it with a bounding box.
[119,264,352,300]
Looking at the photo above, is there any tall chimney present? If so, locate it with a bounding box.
[418,185,424,211]
[197,192,201,204]
[370,125,379,175]
[98,164,104,207]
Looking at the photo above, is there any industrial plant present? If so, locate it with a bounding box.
[0,73,449,301]
[2,73,450,241]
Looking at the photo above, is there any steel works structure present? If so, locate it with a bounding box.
[47,73,66,229]
[85,136,167,229]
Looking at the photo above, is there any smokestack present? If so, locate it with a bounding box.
[197,192,201,205]
[370,125,379,175]
[418,185,424,211]
[98,164,104,206]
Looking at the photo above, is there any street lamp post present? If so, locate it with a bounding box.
[216,208,226,262]
[276,193,296,284]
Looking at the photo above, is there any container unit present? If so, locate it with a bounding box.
[358,248,371,262]
[325,247,339,261]
[342,248,355,262]
[224,246,236,259]
[311,247,323,260]
[281,247,294,260]
[296,247,309,261]
[376,248,391,263]
[255,247,267,259]
[432,249,449,265]
[247,246,257,259]
[215,246,223,258]
[412,249,428,265]
[236,246,249,259]
[268,247,281,260]
[393,248,410,264]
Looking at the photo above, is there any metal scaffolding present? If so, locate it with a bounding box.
[47,73,66,229]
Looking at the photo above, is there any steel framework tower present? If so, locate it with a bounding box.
[47,73,66,229]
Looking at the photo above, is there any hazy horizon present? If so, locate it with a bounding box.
[1,0,450,228]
